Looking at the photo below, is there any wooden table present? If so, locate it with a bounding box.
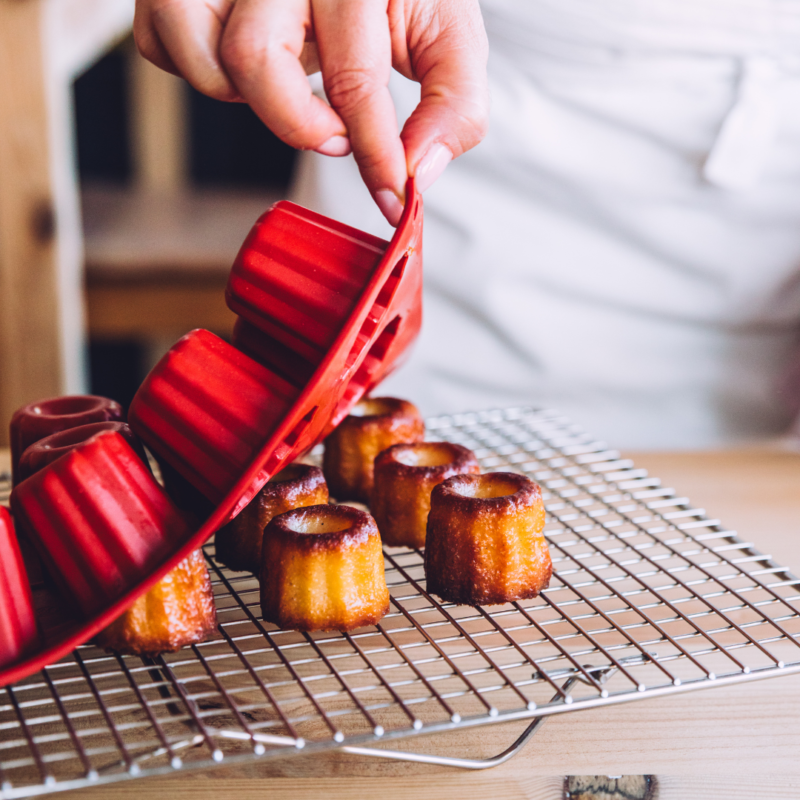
[3,446,800,799]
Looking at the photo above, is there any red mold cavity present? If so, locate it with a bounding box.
[128,329,300,505]
[0,508,39,668]
[11,430,189,617]
[10,395,123,485]
[16,421,146,484]
[226,201,390,366]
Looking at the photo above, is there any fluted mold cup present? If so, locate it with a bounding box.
[226,201,390,367]
[11,430,190,617]
[0,507,39,668]
[128,329,300,505]
[10,395,123,485]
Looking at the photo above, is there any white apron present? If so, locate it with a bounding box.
[292,0,800,448]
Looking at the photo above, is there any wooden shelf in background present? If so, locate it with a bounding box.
[0,0,134,447]
[86,279,236,338]
[82,183,282,337]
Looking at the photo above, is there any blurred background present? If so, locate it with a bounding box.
[0,4,301,447]
[3,2,799,451]
[78,40,297,412]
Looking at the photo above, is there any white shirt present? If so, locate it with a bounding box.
[292,0,800,448]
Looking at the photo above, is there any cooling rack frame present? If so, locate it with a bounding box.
[1,406,800,798]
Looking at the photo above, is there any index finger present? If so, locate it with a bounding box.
[140,0,240,101]
[220,0,350,154]
[312,0,409,224]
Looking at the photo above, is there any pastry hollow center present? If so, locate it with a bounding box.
[350,398,394,417]
[394,444,454,468]
[287,514,352,534]
[33,396,106,417]
[455,475,518,499]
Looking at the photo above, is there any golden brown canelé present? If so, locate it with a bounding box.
[260,504,389,631]
[323,397,424,503]
[424,472,551,605]
[214,463,328,572]
[95,550,217,656]
[371,442,481,548]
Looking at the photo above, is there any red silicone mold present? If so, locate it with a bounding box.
[128,329,300,505]
[11,430,190,617]
[232,317,317,388]
[10,395,123,485]
[225,201,390,367]
[0,178,422,686]
[0,507,39,668]
[16,421,145,484]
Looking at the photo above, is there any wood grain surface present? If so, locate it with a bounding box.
[2,445,799,798]
[86,279,237,338]
[0,0,132,446]
[0,0,63,447]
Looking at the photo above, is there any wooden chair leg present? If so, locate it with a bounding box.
[0,0,133,445]
[0,0,66,446]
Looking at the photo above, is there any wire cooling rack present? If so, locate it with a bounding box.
[2,406,800,798]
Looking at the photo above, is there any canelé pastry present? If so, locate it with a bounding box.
[371,442,480,548]
[94,549,217,656]
[260,504,389,631]
[10,395,123,485]
[323,397,424,502]
[0,507,39,668]
[16,421,145,485]
[215,463,328,572]
[424,472,551,605]
[11,430,190,616]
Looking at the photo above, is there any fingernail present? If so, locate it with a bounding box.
[415,143,453,193]
[375,189,404,227]
[315,135,351,157]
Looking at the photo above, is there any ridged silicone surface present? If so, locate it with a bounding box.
[11,431,190,617]
[0,507,38,668]
[226,201,389,365]
[0,179,422,687]
[128,329,300,505]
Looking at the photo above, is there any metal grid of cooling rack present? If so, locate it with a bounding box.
[2,406,800,798]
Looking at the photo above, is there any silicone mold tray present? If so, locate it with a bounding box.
[0,179,423,688]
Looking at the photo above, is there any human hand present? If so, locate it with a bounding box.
[133,0,489,225]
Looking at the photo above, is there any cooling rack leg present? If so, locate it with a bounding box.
[339,713,550,770]
[338,675,587,770]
